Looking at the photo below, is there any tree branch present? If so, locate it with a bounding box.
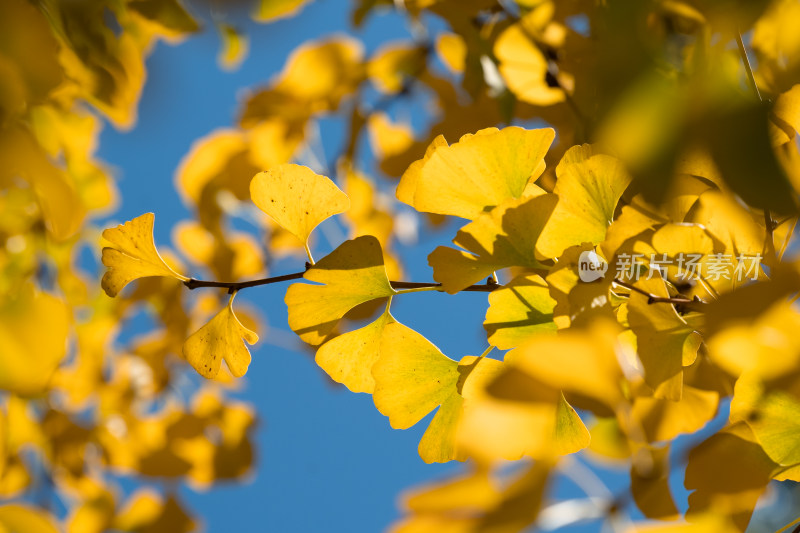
[184,273,502,293]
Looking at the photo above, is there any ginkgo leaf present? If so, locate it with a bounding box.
[101,213,189,297]
[217,23,248,71]
[250,164,350,249]
[435,33,466,74]
[503,320,626,413]
[182,292,259,379]
[315,309,394,393]
[285,236,396,345]
[372,322,460,431]
[372,322,516,463]
[537,144,632,259]
[630,386,719,443]
[684,423,777,531]
[484,273,557,349]
[730,375,800,466]
[395,134,447,206]
[367,42,426,94]
[631,445,679,520]
[0,285,70,396]
[428,194,557,294]
[628,274,702,401]
[397,126,554,220]
[0,504,59,533]
[494,21,565,106]
[254,0,310,22]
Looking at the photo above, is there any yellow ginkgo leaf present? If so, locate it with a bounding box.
[372,322,460,431]
[730,374,800,466]
[395,134,447,206]
[629,386,719,443]
[631,445,679,520]
[0,285,70,396]
[428,194,557,294]
[182,292,259,379]
[217,23,248,71]
[504,320,626,413]
[101,213,189,297]
[397,126,554,220]
[372,322,508,463]
[628,274,702,401]
[285,236,396,345]
[435,33,467,74]
[315,309,394,393]
[250,164,350,251]
[0,504,59,533]
[483,273,557,349]
[494,22,565,106]
[684,423,776,531]
[456,373,589,461]
[537,144,632,259]
[254,0,310,22]
[367,42,426,94]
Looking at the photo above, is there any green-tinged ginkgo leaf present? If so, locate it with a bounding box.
[250,164,350,249]
[285,236,396,345]
[372,322,460,430]
[628,275,702,401]
[537,144,632,259]
[730,375,800,466]
[684,423,777,531]
[101,213,189,297]
[315,309,394,393]
[428,194,557,294]
[182,292,259,379]
[397,126,554,220]
[484,273,557,349]
[0,504,59,533]
[372,323,512,463]
[0,285,70,396]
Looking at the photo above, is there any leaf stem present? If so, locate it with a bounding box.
[394,285,441,295]
[304,242,316,265]
[477,345,494,359]
[735,31,762,102]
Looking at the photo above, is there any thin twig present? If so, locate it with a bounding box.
[612,278,707,307]
[184,273,502,293]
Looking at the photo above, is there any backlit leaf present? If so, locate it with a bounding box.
[484,273,557,349]
[428,194,557,293]
[0,285,70,396]
[628,274,702,400]
[315,309,394,393]
[250,164,350,248]
[182,292,259,379]
[285,236,396,345]
[537,144,632,259]
[397,126,554,220]
[101,213,189,297]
